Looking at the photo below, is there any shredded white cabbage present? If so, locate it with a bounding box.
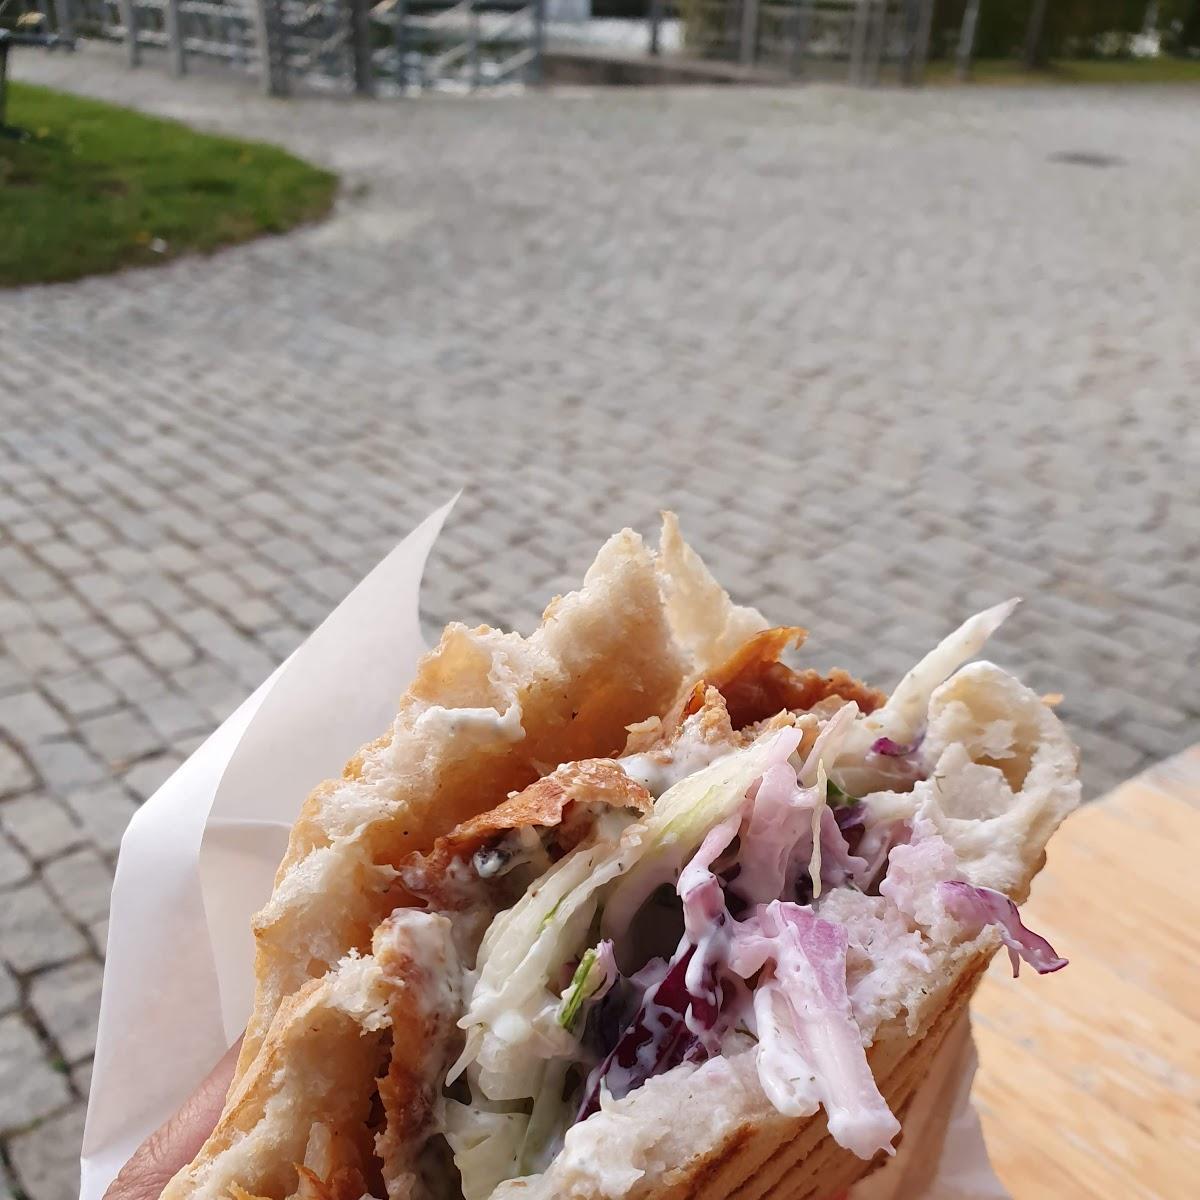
[863,599,1018,747]
[443,1102,529,1200]
[810,763,827,901]
[517,1059,571,1177]
[601,726,804,943]
[833,600,1019,795]
[456,819,644,1100]
[799,701,858,787]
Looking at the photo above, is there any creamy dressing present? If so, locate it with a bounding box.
[415,701,525,742]
[379,908,463,1020]
[617,719,736,797]
[600,726,803,947]
[455,822,649,1101]
[472,827,550,881]
[678,814,740,1007]
[372,910,465,1200]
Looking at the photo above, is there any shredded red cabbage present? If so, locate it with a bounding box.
[569,751,1062,1154]
[939,881,1067,976]
[729,902,900,1158]
[574,943,731,1122]
[576,815,746,1122]
[832,801,867,840]
[736,764,811,907]
[865,733,927,790]
[870,735,921,757]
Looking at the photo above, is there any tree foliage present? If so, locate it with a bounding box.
[933,0,1198,60]
[1161,0,1200,52]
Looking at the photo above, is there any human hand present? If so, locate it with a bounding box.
[102,1040,241,1200]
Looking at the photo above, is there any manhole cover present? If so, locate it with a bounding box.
[1048,151,1125,168]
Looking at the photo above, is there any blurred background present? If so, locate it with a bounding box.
[1,2,1198,1197]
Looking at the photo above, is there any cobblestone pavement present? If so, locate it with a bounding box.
[4,42,1199,1200]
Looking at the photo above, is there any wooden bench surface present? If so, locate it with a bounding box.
[972,744,1200,1199]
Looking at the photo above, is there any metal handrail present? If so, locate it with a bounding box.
[177,2,253,20]
[404,0,472,29]
[182,34,258,56]
[486,2,529,42]
[757,1,852,15]
[0,23,75,136]
[285,28,351,67]
[426,34,471,72]
[398,0,537,91]
[491,41,531,77]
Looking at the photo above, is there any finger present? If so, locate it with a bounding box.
[104,1038,242,1200]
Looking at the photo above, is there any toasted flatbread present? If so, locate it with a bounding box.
[163,517,1078,1200]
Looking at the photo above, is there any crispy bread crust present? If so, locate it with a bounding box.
[162,956,391,1200]
[401,761,653,909]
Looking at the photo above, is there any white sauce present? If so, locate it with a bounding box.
[415,701,525,742]
[618,719,735,797]
[378,908,463,1029]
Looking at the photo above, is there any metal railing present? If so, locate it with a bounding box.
[36,0,933,93]
[178,0,257,68]
[67,0,123,41]
[649,0,933,84]
[66,0,257,71]
[371,0,542,92]
[41,0,541,92]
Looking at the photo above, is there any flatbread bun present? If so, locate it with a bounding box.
[162,516,1078,1200]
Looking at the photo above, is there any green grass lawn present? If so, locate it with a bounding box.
[925,56,1200,86]
[1,83,338,288]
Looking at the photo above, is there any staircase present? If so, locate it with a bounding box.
[52,0,545,93]
[368,0,544,94]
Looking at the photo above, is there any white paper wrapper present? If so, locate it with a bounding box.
[80,500,1009,1200]
[848,1015,1010,1200]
